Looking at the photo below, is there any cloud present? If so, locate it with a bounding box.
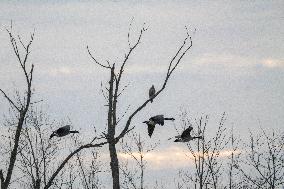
[39,65,106,77]
[40,63,166,77]
[176,53,256,77]
[119,145,191,170]
[191,53,255,68]
[261,58,284,68]
[48,67,75,76]
[179,54,284,77]
[117,145,241,170]
[124,64,166,74]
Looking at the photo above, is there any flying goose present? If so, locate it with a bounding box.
[149,85,155,103]
[50,125,79,139]
[174,126,202,142]
[143,115,175,137]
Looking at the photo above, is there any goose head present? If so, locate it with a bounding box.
[174,138,182,142]
[49,132,58,139]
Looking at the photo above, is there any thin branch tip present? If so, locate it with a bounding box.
[87,46,111,69]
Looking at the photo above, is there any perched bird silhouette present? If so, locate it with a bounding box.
[143,115,175,137]
[174,126,203,142]
[50,125,79,139]
[149,85,155,103]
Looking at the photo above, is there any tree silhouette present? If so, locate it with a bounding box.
[87,22,193,188]
[0,24,35,189]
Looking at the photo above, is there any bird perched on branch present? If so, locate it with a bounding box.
[149,85,155,103]
[50,125,79,139]
[173,126,202,142]
[143,115,175,137]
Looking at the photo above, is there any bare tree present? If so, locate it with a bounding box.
[120,132,158,189]
[16,107,60,189]
[76,146,105,189]
[1,22,193,189]
[42,130,107,189]
[225,127,241,189]
[87,21,193,189]
[178,114,210,189]
[13,106,105,189]
[205,113,229,189]
[1,106,85,189]
[176,112,232,189]
[64,161,77,189]
[0,24,35,189]
[237,129,284,189]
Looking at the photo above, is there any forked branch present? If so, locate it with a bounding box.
[43,139,108,189]
[116,28,193,142]
[0,25,35,189]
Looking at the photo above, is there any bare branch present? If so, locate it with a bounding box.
[1,25,35,189]
[116,29,192,143]
[127,17,134,48]
[44,140,107,189]
[117,83,130,97]
[0,89,20,112]
[116,104,131,125]
[18,35,27,50]
[6,29,22,65]
[76,154,90,189]
[87,23,193,189]
[114,24,147,97]
[120,132,157,189]
[87,46,111,69]
[0,170,4,185]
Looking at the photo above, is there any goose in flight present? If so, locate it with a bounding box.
[174,126,202,142]
[149,85,155,103]
[143,115,175,137]
[50,125,79,139]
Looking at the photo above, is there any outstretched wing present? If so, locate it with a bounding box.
[181,126,193,138]
[56,125,70,135]
[150,115,164,125]
[148,124,155,137]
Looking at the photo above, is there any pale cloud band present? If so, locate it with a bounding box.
[118,145,241,170]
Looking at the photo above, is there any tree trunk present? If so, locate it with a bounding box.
[108,65,120,189]
[2,104,31,189]
[109,141,120,189]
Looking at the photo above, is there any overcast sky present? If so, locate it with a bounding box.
[0,0,283,187]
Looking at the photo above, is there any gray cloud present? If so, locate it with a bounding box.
[0,1,283,187]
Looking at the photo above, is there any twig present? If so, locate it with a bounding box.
[87,46,111,69]
[0,89,20,112]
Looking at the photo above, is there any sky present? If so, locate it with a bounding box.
[0,0,283,188]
